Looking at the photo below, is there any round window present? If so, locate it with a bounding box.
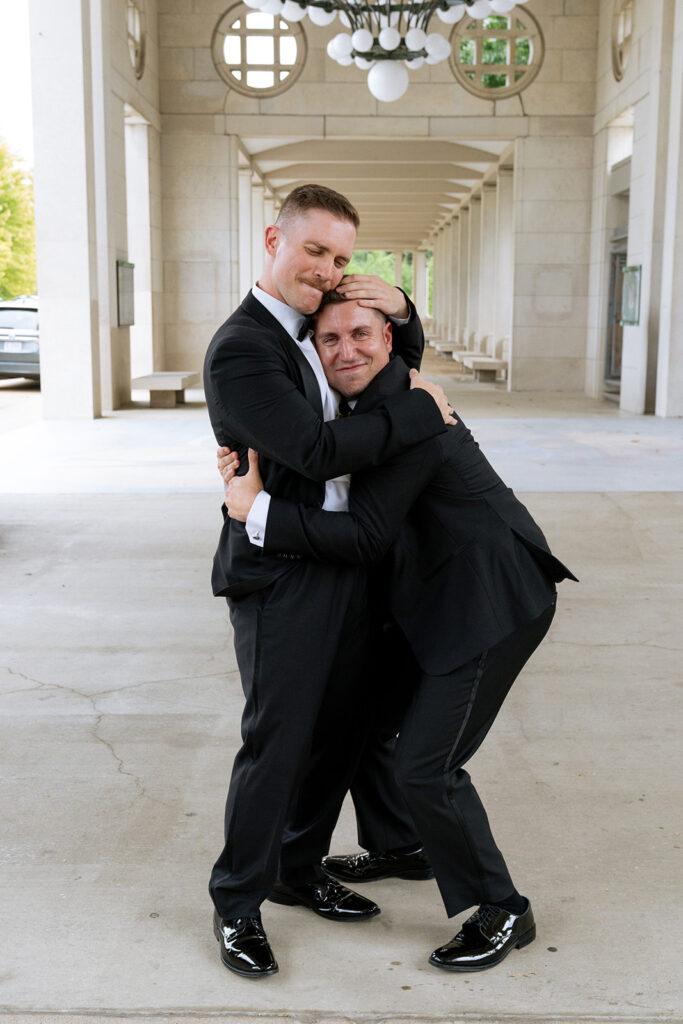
[448,10,544,101]
[212,4,307,98]
[612,0,634,82]
[127,0,146,79]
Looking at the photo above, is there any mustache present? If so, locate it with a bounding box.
[300,278,330,293]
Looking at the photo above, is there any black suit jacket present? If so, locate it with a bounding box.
[203,292,446,597]
[264,357,577,674]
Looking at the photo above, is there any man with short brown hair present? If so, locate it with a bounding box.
[203,184,453,977]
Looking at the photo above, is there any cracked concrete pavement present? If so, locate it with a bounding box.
[0,376,681,1023]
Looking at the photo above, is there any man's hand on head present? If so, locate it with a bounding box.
[225,449,264,522]
[336,274,409,319]
[409,369,457,426]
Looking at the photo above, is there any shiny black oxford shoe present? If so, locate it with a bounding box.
[429,900,536,972]
[267,875,380,920]
[213,910,278,978]
[323,847,434,883]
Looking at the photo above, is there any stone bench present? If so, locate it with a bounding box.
[131,371,201,408]
[461,356,509,382]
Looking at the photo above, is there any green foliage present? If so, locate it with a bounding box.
[346,249,413,299]
[0,140,36,300]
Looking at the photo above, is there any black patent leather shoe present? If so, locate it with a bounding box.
[429,901,536,972]
[323,847,434,883]
[267,875,380,920]
[213,910,278,978]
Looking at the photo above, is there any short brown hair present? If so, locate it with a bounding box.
[312,287,387,329]
[276,184,360,230]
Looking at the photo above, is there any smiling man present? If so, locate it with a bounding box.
[203,184,454,978]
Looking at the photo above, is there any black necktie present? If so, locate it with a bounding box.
[297,317,312,342]
[337,396,352,418]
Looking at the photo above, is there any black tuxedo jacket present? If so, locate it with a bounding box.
[264,357,577,674]
[203,292,446,597]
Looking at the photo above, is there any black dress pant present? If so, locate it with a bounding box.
[394,600,556,918]
[209,560,370,919]
[349,620,421,853]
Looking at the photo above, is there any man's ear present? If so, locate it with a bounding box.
[264,224,280,258]
[384,319,393,354]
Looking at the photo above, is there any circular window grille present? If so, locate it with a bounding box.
[612,0,634,82]
[127,0,146,79]
[212,4,307,98]
[448,10,544,101]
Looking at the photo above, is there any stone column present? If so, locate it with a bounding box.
[458,206,469,339]
[511,135,592,391]
[251,181,265,284]
[415,249,428,320]
[161,132,240,372]
[467,195,482,342]
[29,0,102,417]
[443,222,453,341]
[125,114,154,379]
[479,183,497,341]
[449,216,459,343]
[393,250,403,288]
[238,168,252,301]
[656,0,683,416]
[264,195,275,230]
[495,168,514,353]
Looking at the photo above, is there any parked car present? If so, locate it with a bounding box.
[0,295,40,381]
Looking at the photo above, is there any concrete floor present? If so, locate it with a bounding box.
[0,374,681,1024]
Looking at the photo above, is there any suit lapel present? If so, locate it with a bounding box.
[352,356,410,415]
[241,292,323,418]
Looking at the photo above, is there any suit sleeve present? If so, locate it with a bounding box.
[263,437,444,565]
[390,293,424,370]
[205,329,444,483]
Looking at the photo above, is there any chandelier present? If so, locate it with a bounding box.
[240,0,531,101]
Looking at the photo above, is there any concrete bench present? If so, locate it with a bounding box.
[435,342,455,358]
[131,371,201,408]
[452,333,490,367]
[462,337,510,382]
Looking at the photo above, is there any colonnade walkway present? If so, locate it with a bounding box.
[1,373,681,1024]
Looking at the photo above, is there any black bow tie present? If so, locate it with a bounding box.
[297,317,312,342]
[336,397,352,418]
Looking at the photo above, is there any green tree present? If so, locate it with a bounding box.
[346,249,414,299]
[0,140,37,300]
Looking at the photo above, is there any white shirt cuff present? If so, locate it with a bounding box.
[245,490,271,547]
[388,313,410,325]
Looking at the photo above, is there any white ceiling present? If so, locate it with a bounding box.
[240,136,512,250]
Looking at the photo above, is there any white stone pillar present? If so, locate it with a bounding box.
[251,181,265,284]
[393,250,403,288]
[238,168,253,301]
[494,168,514,350]
[458,206,469,339]
[449,216,459,342]
[511,135,592,391]
[479,183,497,341]
[29,0,101,417]
[415,250,428,320]
[160,132,240,372]
[438,229,448,335]
[443,223,453,341]
[264,195,275,230]
[125,115,154,379]
[656,0,683,416]
[468,196,482,341]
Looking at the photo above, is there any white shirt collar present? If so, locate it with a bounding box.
[252,282,307,341]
